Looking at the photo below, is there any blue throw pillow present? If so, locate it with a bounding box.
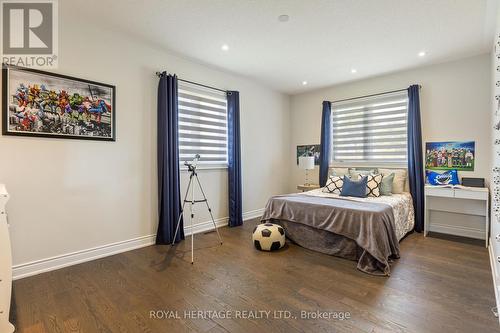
[426,169,460,186]
[340,175,368,198]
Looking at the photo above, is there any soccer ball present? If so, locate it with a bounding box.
[252,223,285,251]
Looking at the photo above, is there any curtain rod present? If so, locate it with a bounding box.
[156,71,228,93]
[330,85,421,104]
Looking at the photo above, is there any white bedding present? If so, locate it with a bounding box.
[302,188,415,241]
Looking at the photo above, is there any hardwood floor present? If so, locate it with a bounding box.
[12,218,500,333]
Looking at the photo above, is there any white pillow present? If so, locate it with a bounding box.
[323,175,344,194]
[330,167,350,177]
[359,173,383,197]
[350,168,377,180]
[378,168,407,194]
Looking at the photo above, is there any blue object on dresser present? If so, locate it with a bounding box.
[426,169,460,186]
[340,176,368,198]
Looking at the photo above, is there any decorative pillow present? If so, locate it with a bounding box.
[340,176,368,198]
[426,169,460,186]
[379,173,395,195]
[378,168,407,193]
[323,175,344,194]
[349,168,377,180]
[330,167,350,177]
[360,173,383,197]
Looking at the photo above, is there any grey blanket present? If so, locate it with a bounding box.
[261,194,400,276]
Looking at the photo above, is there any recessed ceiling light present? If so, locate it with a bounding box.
[278,14,290,22]
[351,69,357,74]
[221,44,229,51]
[302,81,308,85]
[418,51,426,57]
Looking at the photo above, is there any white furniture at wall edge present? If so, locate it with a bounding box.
[0,185,15,333]
[424,185,489,247]
[488,241,500,325]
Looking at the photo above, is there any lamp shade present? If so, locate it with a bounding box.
[298,156,315,170]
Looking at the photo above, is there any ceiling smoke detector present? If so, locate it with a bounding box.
[278,14,290,22]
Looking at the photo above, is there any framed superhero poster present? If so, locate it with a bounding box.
[425,141,475,171]
[2,64,115,141]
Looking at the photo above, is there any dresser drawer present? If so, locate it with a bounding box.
[425,186,454,198]
[454,189,488,200]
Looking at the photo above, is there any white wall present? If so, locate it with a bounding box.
[290,54,492,192]
[0,2,291,271]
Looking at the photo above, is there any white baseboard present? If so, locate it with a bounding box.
[243,208,265,221]
[183,215,228,235]
[12,208,263,280]
[12,234,157,280]
[428,223,485,240]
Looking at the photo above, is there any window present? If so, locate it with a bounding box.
[331,90,408,165]
[178,81,228,166]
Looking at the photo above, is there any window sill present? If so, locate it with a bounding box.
[180,166,228,171]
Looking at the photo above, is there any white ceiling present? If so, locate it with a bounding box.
[71,0,497,94]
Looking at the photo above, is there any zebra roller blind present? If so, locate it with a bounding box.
[331,90,409,164]
[178,81,228,166]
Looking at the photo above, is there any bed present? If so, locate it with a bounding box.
[261,187,415,276]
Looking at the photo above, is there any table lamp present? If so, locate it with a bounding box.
[298,156,315,185]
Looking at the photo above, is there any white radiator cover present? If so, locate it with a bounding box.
[0,184,15,333]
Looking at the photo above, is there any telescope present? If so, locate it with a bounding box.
[184,154,200,172]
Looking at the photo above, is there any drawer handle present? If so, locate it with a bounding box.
[496,235,500,241]
[497,256,500,263]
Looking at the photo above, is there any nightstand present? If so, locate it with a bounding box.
[424,185,489,247]
[297,184,320,192]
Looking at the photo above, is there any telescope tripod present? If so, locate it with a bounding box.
[172,168,223,264]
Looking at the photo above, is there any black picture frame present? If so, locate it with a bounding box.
[2,64,116,141]
[296,144,321,165]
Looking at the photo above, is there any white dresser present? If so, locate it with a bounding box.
[0,185,15,333]
[424,185,489,247]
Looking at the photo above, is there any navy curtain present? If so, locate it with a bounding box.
[319,101,331,187]
[156,73,184,244]
[227,91,243,227]
[407,85,424,232]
